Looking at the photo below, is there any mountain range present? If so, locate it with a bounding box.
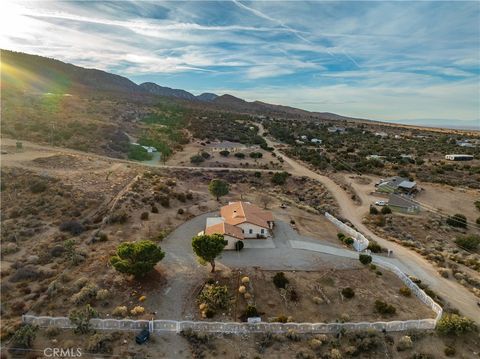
[0,49,356,120]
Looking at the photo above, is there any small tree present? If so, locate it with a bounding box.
[208,179,229,201]
[219,150,230,157]
[455,235,480,251]
[190,155,205,164]
[381,206,392,214]
[359,254,372,265]
[192,234,227,272]
[369,206,379,215]
[11,324,38,349]
[69,304,98,334]
[110,240,165,278]
[258,193,272,209]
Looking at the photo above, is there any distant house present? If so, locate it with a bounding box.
[376,176,417,194]
[388,194,420,214]
[375,132,388,138]
[206,141,249,152]
[366,155,386,161]
[201,201,274,250]
[327,126,346,134]
[311,138,322,144]
[445,154,474,161]
[131,143,157,153]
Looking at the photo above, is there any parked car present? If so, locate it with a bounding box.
[280,203,288,209]
[135,329,150,344]
[374,200,387,206]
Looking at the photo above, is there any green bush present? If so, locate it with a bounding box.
[190,155,205,164]
[369,206,379,215]
[30,180,47,193]
[69,304,98,334]
[436,314,476,336]
[140,212,149,220]
[359,254,372,265]
[234,152,245,159]
[244,305,259,318]
[59,220,85,235]
[337,233,345,241]
[271,171,289,185]
[219,150,230,157]
[273,272,289,289]
[249,152,263,159]
[128,145,152,161]
[374,300,396,315]
[381,206,392,214]
[344,237,354,245]
[11,324,38,349]
[367,241,382,253]
[444,346,456,356]
[341,287,355,299]
[446,214,467,228]
[455,235,480,251]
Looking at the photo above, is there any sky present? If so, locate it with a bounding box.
[1,1,479,126]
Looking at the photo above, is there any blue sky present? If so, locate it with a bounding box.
[1,1,479,125]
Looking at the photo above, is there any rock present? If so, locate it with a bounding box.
[26,255,40,264]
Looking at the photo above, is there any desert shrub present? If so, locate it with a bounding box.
[45,326,60,338]
[112,306,128,318]
[96,289,110,301]
[274,315,289,323]
[219,150,230,157]
[396,335,413,351]
[250,152,263,159]
[374,300,396,315]
[369,206,379,215]
[177,208,184,215]
[381,206,392,214]
[444,346,456,356]
[341,287,355,299]
[59,220,85,235]
[130,306,145,316]
[235,240,244,251]
[198,284,229,310]
[175,192,186,202]
[190,155,205,164]
[399,286,412,297]
[108,211,128,224]
[286,329,301,341]
[254,171,262,178]
[87,333,116,354]
[151,205,159,213]
[204,308,215,318]
[344,237,354,245]
[186,192,193,200]
[455,234,480,251]
[271,171,289,185]
[140,212,149,220]
[273,272,289,289]
[337,233,345,241]
[367,241,382,253]
[159,195,170,207]
[234,152,245,159]
[30,180,47,193]
[477,217,480,225]
[359,254,372,265]
[289,287,299,302]
[71,283,98,305]
[446,213,467,228]
[200,151,210,159]
[11,324,38,349]
[69,304,98,334]
[244,305,259,318]
[436,314,476,335]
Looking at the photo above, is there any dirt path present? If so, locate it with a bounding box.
[258,125,480,322]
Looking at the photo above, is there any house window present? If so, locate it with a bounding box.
[261,229,265,234]
[241,229,244,233]
[249,229,253,234]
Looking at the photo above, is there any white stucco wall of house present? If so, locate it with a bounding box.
[237,222,270,239]
[223,235,240,250]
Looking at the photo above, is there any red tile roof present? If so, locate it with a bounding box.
[221,201,273,229]
[204,222,244,240]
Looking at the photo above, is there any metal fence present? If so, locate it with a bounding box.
[325,212,369,251]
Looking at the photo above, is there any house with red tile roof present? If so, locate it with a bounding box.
[199,201,274,250]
